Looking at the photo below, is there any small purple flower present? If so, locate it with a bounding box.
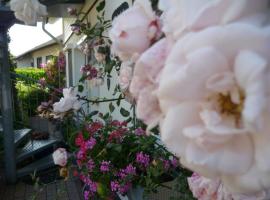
[40,63,47,68]
[118,182,132,195]
[84,190,90,200]
[38,78,46,88]
[100,161,110,172]
[163,160,170,170]
[88,180,97,193]
[111,181,120,192]
[136,152,150,167]
[134,128,145,136]
[83,177,97,194]
[76,150,85,160]
[125,164,136,175]
[86,137,96,150]
[171,157,179,168]
[118,170,126,179]
[87,159,95,172]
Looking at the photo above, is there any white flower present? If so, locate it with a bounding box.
[53,88,81,113]
[157,2,270,194]
[159,0,269,40]
[109,0,159,61]
[10,0,48,25]
[52,148,67,167]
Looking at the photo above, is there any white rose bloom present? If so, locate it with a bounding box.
[10,0,48,25]
[53,88,81,113]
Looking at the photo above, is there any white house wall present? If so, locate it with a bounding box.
[64,0,133,122]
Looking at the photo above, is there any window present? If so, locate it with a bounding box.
[36,57,42,68]
[46,55,53,63]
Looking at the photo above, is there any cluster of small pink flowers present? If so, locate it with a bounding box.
[118,164,137,179]
[100,161,111,173]
[86,121,103,134]
[110,120,127,127]
[110,181,120,192]
[134,128,145,136]
[108,128,128,143]
[171,158,179,168]
[110,181,132,195]
[80,64,98,80]
[118,182,132,194]
[57,52,66,72]
[136,152,150,167]
[87,159,95,172]
[85,137,96,150]
[38,77,46,88]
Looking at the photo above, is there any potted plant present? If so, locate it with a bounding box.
[55,113,179,200]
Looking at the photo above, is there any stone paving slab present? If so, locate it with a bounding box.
[0,173,83,200]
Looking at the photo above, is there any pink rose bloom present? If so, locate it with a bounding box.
[159,0,269,40]
[188,173,220,200]
[109,0,160,61]
[53,148,67,167]
[188,173,270,200]
[157,3,270,194]
[129,38,172,128]
[119,61,133,91]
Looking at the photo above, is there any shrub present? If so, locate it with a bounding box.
[15,81,49,119]
[15,67,45,84]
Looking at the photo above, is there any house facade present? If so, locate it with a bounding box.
[15,35,63,68]
[63,0,132,121]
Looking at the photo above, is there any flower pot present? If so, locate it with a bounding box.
[126,186,144,200]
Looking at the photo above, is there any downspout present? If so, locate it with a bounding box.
[42,17,63,48]
[41,17,63,87]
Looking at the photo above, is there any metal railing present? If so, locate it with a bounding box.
[10,72,62,128]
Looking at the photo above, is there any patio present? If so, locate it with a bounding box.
[0,166,83,200]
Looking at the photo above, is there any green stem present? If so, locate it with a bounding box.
[160,183,173,190]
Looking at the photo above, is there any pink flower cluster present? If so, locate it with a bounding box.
[80,64,98,80]
[136,152,150,167]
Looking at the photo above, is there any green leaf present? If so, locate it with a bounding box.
[107,77,111,90]
[89,110,99,117]
[78,85,84,92]
[96,0,105,12]
[125,117,132,123]
[116,94,122,106]
[120,108,130,117]
[109,102,115,113]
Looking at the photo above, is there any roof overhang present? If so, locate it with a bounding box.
[40,0,85,17]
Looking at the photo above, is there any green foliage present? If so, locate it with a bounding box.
[15,81,49,118]
[15,67,46,83]
[73,113,180,199]
[170,169,195,200]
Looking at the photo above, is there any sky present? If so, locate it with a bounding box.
[8,19,63,57]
